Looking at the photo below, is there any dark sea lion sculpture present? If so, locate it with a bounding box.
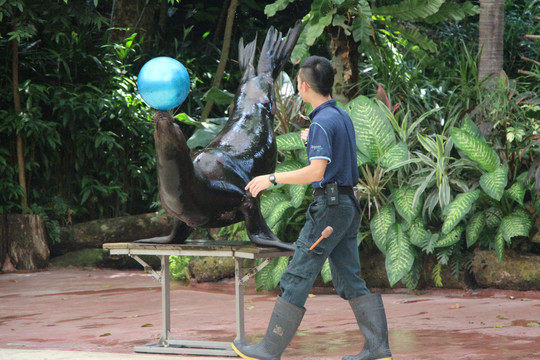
[138,22,302,251]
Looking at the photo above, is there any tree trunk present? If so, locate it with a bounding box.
[12,21,27,211]
[199,0,238,122]
[1,214,50,271]
[109,0,156,47]
[329,26,359,104]
[51,212,174,256]
[478,0,505,82]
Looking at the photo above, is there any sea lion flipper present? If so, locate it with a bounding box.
[135,218,193,244]
[242,196,294,251]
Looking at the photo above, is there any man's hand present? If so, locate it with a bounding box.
[245,175,272,197]
[300,128,309,142]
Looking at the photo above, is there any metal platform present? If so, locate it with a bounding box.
[103,242,294,357]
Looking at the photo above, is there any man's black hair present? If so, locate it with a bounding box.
[299,56,334,97]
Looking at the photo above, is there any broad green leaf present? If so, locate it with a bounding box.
[290,184,308,208]
[480,165,508,201]
[264,0,295,17]
[505,181,525,206]
[384,20,437,53]
[351,0,372,43]
[494,230,505,261]
[424,1,481,23]
[435,225,464,248]
[346,96,396,163]
[276,132,305,151]
[276,159,305,172]
[485,207,503,229]
[266,200,293,228]
[499,212,533,244]
[373,0,444,21]
[255,258,274,291]
[459,115,482,138]
[392,187,421,223]
[306,9,335,46]
[357,150,371,167]
[380,141,409,169]
[409,218,430,247]
[202,87,234,105]
[321,259,332,283]
[291,22,310,64]
[370,204,395,254]
[450,127,500,172]
[385,224,415,287]
[272,256,290,288]
[441,190,480,234]
[466,211,486,248]
[261,193,290,218]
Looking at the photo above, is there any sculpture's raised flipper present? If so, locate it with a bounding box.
[241,195,294,251]
[135,218,193,244]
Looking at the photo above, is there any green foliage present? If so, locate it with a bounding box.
[170,256,192,281]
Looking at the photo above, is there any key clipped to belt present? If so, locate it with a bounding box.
[326,182,339,205]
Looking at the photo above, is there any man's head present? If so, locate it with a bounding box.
[297,56,334,99]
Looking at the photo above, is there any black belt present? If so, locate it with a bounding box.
[313,186,355,197]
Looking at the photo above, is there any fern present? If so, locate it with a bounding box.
[441,190,480,234]
[373,0,444,21]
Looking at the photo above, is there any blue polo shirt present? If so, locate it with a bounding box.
[307,100,359,188]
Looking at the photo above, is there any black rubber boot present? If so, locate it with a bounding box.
[343,293,392,360]
[232,296,305,360]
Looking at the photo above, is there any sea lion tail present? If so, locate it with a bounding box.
[257,20,302,79]
[239,35,257,82]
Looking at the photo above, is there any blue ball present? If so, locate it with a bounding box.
[137,57,190,110]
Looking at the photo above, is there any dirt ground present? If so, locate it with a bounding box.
[1,267,539,360]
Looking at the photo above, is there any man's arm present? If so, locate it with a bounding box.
[245,158,327,197]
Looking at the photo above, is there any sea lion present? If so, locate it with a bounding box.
[138,23,302,250]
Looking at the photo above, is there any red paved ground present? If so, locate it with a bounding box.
[1,267,539,359]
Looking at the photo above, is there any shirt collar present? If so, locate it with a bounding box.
[308,99,336,120]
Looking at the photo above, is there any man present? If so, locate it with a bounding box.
[232,56,392,360]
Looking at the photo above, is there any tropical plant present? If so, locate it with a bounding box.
[265,0,480,103]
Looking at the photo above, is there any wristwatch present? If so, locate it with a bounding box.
[269,173,277,185]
